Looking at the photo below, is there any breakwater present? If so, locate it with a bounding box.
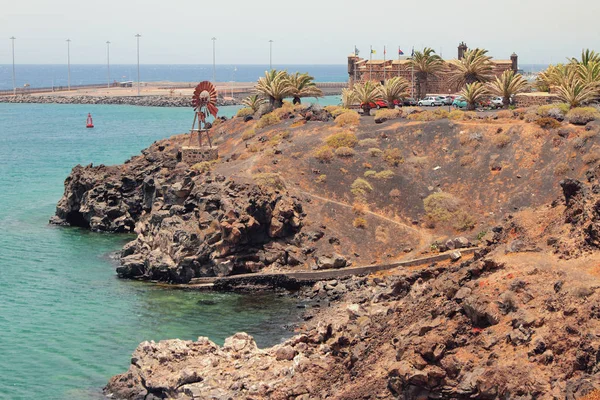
[0,95,239,107]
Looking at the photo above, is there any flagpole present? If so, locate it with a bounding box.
[354,45,357,85]
[369,45,373,81]
[398,46,400,78]
[383,45,386,82]
[411,47,415,99]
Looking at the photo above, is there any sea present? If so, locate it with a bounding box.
[0,64,349,91]
[0,96,340,400]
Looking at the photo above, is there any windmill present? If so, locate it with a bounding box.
[190,81,219,147]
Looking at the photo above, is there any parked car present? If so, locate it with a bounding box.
[418,96,444,107]
[490,96,504,108]
[360,99,388,109]
[403,97,418,106]
[452,96,468,109]
[437,96,453,105]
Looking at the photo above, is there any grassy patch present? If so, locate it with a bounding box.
[351,178,373,198]
[315,174,327,183]
[496,110,514,119]
[314,146,334,163]
[537,103,569,119]
[368,148,383,157]
[236,107,254,118]
[375,108,401,120]
[253,173,286,191]
[255,112,281,129]
[373,170,395,180]
[492,134,511,148]
[241,128,256,141]
[448,110,465,120]
[383,148,403,166]
[334,111,360,127]
[567,107,600,125]
[325,132,358,148]
[364,170,376,178]
[335,146,356,158]
[191,160,217,173]
[358,138,378,148]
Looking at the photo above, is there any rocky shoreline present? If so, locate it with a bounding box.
[0,94,239,107]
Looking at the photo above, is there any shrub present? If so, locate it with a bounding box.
[253,173,286,191]
[448,110,465,120]
[383,148,403,166]
[460,155,475,166]
[374,108,401,120]
[407,111,443,121]
[191,161,216,173]
[524,112,539,123]
[314,146,334,163]
[315,174,327,183]
[492,134,511,148]
[241,128,256,141]
[403,106,422,115]
[496,110,513,119]
[554,162,570,176]
[406,156,428,167]
[331,108,353,118]
[358,138,378,147]
[452,211,476,232]
[424,192,461,222]
[256,112,281,129]
[583,151,600,165]
[352,202,367,215]
[463,111,478,120]
[536,117,562,129]
[364,170,377,178]
[324,105,341,114]
[373,170,395,180]
[368,148,383,157]
[351,178,373,198]
[334,110,360,127]
[537,103,570,119]
[389,189,401,198]
[567,107,600,125]
[273,102,294,119]
[325,132,358,148]
[335,146,356,157]
[236,107,254,118]
[353,217,367,229]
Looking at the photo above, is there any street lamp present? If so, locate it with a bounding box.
[269,40,273,70]
[135,34,141,96]
[106,41,111,88]
[10,37,16,96]
[66,39,71,91]
[211,37,216,83]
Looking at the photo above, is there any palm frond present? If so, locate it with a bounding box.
[448,48,495,88]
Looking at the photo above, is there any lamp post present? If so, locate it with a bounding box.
[211,37,216,82]
[10,36,16,96]
[66,39,71,91]
[269,40,273,70]
[106,41,111,88]
[135,34,141,96]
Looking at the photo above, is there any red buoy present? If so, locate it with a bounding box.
[86,113,94,128]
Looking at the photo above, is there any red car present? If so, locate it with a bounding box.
[360,100,388,109]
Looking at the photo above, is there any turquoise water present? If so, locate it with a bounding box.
[0,97,339,400]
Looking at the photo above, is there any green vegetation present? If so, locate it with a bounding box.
[486,70,529,108]
[256,70,295,109]
[448,110,465,120]
[373,170,395,180]
[409,47,445,99]
[253,173,286,191]
[287,72,323,105]
[383,148,403,166]
[314,146,334,163]
[335,146,356,157]
[379,77,409,108]
[236,107,254,118]
[448,48,494,87]
[353,217,367,229]
[368,148,383,157]
[566,107,600,125]
[407,108,449,121]
[315,174,327,183]
[424,192,475,231]
[255,112,281,129]
[537,103,570,119]
[325,132,358,148]
[334,111,361,127]
[341,88,358,108]
[191,160,217,173]
[241,95,266,112]
[241,128,256,140]
[460,82,487,111]
[351,178,373,198]
[374,108,401,120]
[364,170,376,178]
[358,138,378,147]
[352,80,383,115]
[492,134,511,148]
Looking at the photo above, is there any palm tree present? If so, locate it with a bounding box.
[353,81,383,115]
[287,72,323,104]
[255,70,294,109]
[554,70,599,107]
[341,88,358,108]
[241,94,266,112]
[486,70,529,108]
[409,48,445,99]
[537,64,570,92]
[379,77,409,109]
[460,82,488,111]
[448,48,495,89]
[570,49,600,67]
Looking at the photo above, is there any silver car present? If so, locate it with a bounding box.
[418,96,444,107]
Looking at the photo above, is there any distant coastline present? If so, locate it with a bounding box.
[0,94,239,107]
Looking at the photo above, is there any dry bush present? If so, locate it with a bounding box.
[375,108,401,120]
[383,148,403,166]
[369,148,383,157]
[236,107,254,118]
[536,117,562,129]
[407,108,448,121]
[389,189,401,198]
[373,170,395,180]
[256,112,281,129]
[358,138,378,147]
[335,110,361,127]
[402,106,422,115]
[375,225,389,243]
[583,151,600,165]
[241,128,256,141]
[452,210,476,232]
[290,120,306,128]
[448,110,465,120]
[314,146,334,163]
[582,130,599,140]
[567,107,600,125]
[524,112,539,123]
[352,202,367,215]
[353,217,367,229]
[463,111,478,120]
[335,146,356,158]
[351,178,373,198]
[406,156,429,167]
[424,192,462,223]
[191,161,216,173]
[364,170,376,178]
[325,132,358,148]
[496,110,514,119]
[315,174,326,183]
[537,103,569,120]
[247,144,260,153]
[580,390,600,400]
[493,134,511,148]
[460,155,475,166]
[554,162,570,176]
[253,173,286,191]
[324,105,341,114]
[272,102,295,119]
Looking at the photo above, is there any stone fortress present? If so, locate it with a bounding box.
[347,42,518,97]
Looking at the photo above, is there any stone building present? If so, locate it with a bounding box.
[348,42,518,97]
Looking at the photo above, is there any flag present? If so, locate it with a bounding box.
[384,46,386,55]
[398,48,404,55]
[411,47,415,57]
[354,46,359,56]
[371,49,376,54]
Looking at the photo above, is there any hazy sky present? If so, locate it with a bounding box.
[2,0,599,65]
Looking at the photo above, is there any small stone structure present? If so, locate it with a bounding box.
[514,93,560,107]
[181,146,218,164]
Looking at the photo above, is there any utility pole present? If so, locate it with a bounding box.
[211,37,217,82]
[135,34,141,96]
[369,45,373,81]
[269,40,273,70]
[10,37,16,96]
[106,41,111,88]
[66,39,71,91]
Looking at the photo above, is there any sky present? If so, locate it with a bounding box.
[1,0,599,65]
